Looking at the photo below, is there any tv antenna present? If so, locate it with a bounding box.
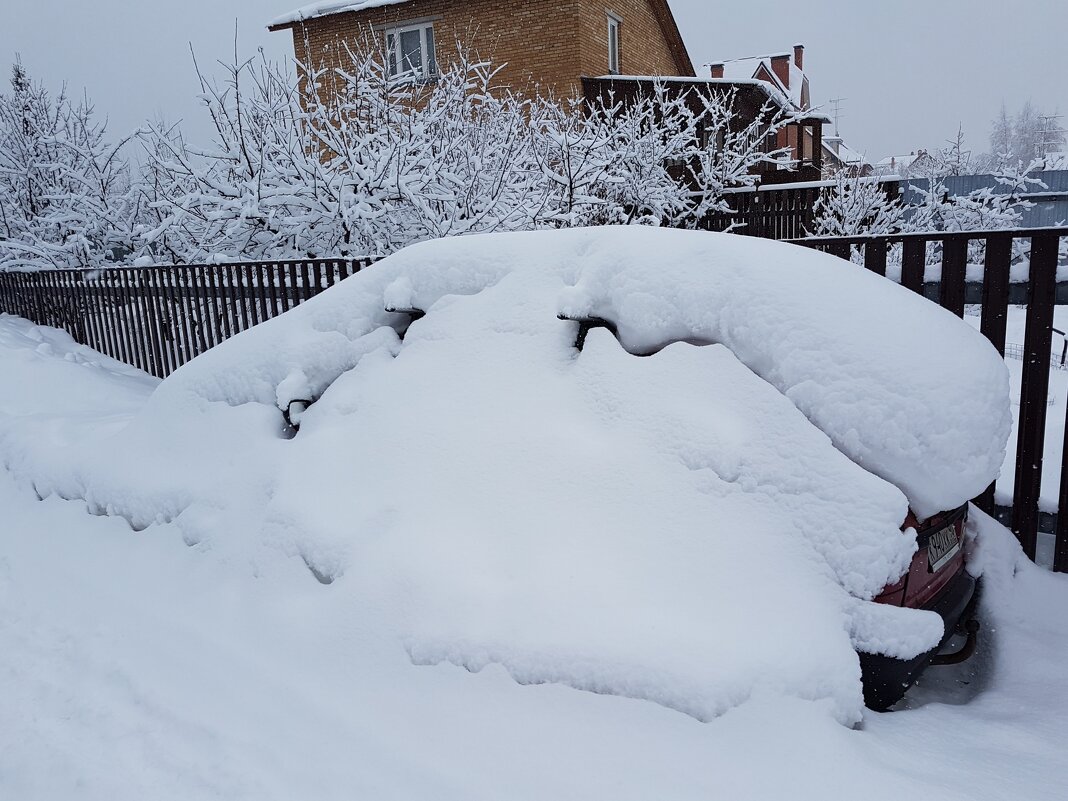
[1038,114,1065,157]
[828,97,846,136]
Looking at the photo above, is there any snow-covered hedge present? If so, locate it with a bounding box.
[134,49,798,262]
[1,51,796,269]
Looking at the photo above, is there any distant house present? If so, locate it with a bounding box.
[582,74,826,184]
[822,135,870,177]
[872,151,934,178]
[267,0,695,99]
[702,44,828,182]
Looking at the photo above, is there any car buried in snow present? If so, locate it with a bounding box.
[136,227,1009,721]
[552,311,982,712]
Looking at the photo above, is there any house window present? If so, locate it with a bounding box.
[385,22,437,80]
[607,14,621,74]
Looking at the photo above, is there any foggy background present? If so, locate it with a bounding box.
[1,0,1064,161]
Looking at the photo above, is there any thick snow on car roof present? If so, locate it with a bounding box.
[10,227,1009,725]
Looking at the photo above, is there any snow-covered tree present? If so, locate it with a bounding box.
[685,89,797,224]
[136,46,558,260]
[985,101,1065,170]
[527,85,697,227]
[134,45,800,261]
[0,59,137,270]
[909,154,1042,233]
[808,173,905,238]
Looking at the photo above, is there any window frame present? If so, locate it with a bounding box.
[606,13,621,75]
[384,21,437,81]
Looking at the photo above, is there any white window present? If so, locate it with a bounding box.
[607,14,621,74]
[385,22,437,80]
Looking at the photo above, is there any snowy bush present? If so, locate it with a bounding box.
[0,46,801,268]
[811,125,1053,272]
[0,61,139,270]
[808,173,905,238]
[906,134,1046,267]
[907,133,1043,236]
[133,46,798,262]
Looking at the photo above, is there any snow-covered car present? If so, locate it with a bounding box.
[552,309,984,711]
[30,227,1010,723]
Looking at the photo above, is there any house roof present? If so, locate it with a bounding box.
[869,152,932,177]
[708,52,805,109]
[646,0,695,77]
[268,0,696,76]
[593,75,791,110]
[874,153,924,169]
[823,135,866,166]
[269,0,406,29]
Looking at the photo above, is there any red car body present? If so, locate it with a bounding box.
[861,504,979,710]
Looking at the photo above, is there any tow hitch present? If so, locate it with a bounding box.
[929,618,980,666]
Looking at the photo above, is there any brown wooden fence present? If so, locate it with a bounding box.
[0,258,374,378]
[791,226,1068,572]
[700,180,901,239]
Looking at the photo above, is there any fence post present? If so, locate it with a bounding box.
[938,235,968,318]
[974,233,1014,515]
[901,238,925,294]
[1056,389,1068,572]
[863,239,887,276]
[1012,232,1059,560]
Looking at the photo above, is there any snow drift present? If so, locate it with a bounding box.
[0,227,1010,725]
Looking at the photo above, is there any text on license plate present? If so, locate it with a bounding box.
[928,525,960,572]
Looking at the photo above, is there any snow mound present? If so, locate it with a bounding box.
[0,228,1010,725]
[0,315,158,483]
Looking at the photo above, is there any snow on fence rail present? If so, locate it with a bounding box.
[792,226,1068,572]
[0,258,376,379]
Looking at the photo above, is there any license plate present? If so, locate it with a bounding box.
[927,525,960,572]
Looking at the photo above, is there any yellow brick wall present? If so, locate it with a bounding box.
[574,0,680,81]
[285,0,686,99]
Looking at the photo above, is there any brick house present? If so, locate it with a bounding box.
[707,46,868,178]
[269,2,824,184]
[267,0,695,99]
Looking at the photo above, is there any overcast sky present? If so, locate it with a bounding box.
[2,0,1064,160]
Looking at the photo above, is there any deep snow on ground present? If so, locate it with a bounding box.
[2,422,1067,799]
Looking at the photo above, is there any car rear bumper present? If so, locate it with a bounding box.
[858,566,979,711]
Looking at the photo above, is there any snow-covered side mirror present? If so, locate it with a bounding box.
[276,369,315,433]
[557,313,618,352]
[283,398,313,430]
[385,306,426,341]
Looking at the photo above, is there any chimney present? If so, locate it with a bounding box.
[710,63,724,79]
[770,54,790,89]
[793,43,804,71]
